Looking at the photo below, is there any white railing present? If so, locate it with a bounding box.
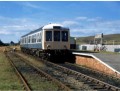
[76,44,120,52]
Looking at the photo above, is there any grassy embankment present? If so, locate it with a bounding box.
[76,33,120,44]
[0,46,23,90]
[0,46,59,90]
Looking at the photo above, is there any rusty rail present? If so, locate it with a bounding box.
[14,53,71,91]
[64,62,120,87]
[5,52,31,91]
[45,61,120,91]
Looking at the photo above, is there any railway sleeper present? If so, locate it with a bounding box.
[45,60,120,91]
[110,87,120,91]
[94,88,109,91]
[92,85,105,89]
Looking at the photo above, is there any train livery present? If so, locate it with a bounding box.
[20,23,75,62]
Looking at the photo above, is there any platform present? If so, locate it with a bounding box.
[73,52,120,77]
[91,53,120,72]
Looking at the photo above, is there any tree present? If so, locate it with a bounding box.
[0,40,5,46]
[10,41,15,45]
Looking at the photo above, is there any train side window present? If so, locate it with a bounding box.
[30,36,31,43]
[24,37,26,43]
[34,34,36,43]
[54,31,60,41]
[39,32,41,42]
[23,38,25,44]
[46,31,52,41]
[37,33,39,42]
[62,31,68,41]
[22,38,23,44]
[26,37,27,43]
[28,36,30,43]
[25,37,26,43]
[37,33,41,42]
[32,35,34,43]
[26,37,28,43]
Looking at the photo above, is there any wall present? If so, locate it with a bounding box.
[75,55,120,78]
[76,44,120,52]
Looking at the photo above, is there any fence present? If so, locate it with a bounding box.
[76,44,120,52]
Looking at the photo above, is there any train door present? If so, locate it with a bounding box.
[53,30,61,49]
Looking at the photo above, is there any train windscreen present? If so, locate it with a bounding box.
[46,31,52,41]
[62,31,68,41]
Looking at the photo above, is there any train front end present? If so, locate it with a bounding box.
[42,24,75,62]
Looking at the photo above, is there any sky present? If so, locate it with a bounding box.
[0,1,120,43]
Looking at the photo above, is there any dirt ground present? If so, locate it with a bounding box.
[0,46,20,52]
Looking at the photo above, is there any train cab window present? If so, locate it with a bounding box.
[46,31,52,41]
[54,31,60,41]
[62,31,68,41]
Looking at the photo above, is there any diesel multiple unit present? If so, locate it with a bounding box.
[20,24,74,62]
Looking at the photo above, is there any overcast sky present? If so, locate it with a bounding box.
[0,1,120,43]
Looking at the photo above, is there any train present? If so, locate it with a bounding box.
[20,23,75,63]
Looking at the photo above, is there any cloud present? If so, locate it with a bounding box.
[1,15,120,42]
[62,21,79,26]
[76,16,102,22]
[76,16,87,20]
[0,16,39,35]
[19,2,40,9]
[24,2,40,8]
[0,30,11,35]
[0,16,42,43]
[87,17,102,22]
[61,17,120,37]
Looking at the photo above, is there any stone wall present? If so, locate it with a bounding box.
[75,55,120,78]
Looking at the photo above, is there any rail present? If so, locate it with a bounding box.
[45,61,120,91]
[5,52,31,91]
[14,53,71,91]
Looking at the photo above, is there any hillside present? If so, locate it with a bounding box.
[75,33,120,45]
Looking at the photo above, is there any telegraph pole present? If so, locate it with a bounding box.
[101,33,103,45]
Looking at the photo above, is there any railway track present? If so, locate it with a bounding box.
[5,52,31,91]
[10,51,120,91]
[44,61,120,91]
[18,52,94,90]
[61,62,120,88]
[5,52,70,91]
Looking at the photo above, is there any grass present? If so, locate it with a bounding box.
[76,33,120,45]
[0,52,23,90]
[16,52,45,68]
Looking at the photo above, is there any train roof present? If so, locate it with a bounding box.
[21,23,69,38]
[21,27,43,38]
[42,23,69,30]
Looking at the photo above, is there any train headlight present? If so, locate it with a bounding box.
[47,44,51,49]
